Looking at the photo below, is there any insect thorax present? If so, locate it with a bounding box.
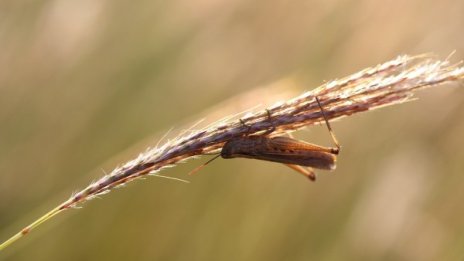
[221,136,266,158]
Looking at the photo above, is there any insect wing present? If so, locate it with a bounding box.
[267,136,334,154]
[254,136,336,170]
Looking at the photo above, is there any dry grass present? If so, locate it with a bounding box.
[0,54,463,252]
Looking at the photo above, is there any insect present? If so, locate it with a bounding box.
[191,97,340,181]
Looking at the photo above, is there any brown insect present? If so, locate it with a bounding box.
[191,97,340,181]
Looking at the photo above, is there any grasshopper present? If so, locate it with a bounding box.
[192,97,340,181]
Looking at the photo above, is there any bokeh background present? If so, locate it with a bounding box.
[1,0,464,260]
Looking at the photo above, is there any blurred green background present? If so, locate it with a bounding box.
[1,0,464,260]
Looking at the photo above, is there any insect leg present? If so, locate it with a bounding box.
[239,109,276,136]
[315,97,340,154]
[262,109,276,135]
[285,164,316,181]
[239,118,252,136]
[273,132,319,181]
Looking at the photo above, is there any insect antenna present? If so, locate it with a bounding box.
[188,154,221,175]
[315,97,341,153]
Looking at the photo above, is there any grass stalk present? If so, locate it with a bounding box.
[1,54,463,252]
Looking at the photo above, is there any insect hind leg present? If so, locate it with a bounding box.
[315,97,340,155]
[285,164,316,181]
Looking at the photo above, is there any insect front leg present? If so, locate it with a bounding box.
[239,109,276,136]
[239,118,252,135]
[261,109,276,135]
